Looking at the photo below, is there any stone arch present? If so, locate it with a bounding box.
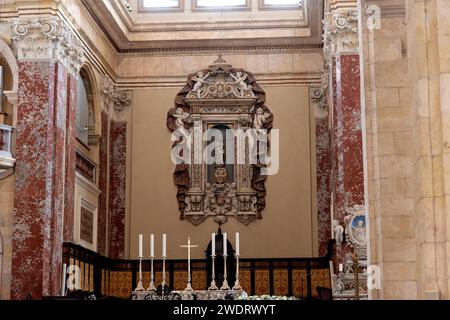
[78,63,102,142]
[0,38,18,92]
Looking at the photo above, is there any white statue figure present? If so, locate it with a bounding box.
[173,107,190,129]
[230,72,252,93]
[253,107,270,130]
[333,219,345,246]
[192,71,210,96]
[352,220,366,245]
[332,274,345,294]
[214,141,225,165]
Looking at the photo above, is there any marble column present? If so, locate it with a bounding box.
[10,18,83,299]
[103,78,131,259]
[97,111,109,256]
[108,122,127,259]
[323,4,366,264]
[311,87,332,256]
[63,75,78,242]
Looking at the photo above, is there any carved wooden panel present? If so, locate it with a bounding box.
[254,270,270,295]
[292,269,308,298]
[273,270,289,296]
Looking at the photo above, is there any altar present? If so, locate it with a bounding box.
[132,290,244,301]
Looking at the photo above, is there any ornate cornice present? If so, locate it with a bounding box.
[10,17,85,77]
[323,8,359,57]
[102,76,132,114]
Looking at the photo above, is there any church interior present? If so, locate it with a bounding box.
[0,0,449,301]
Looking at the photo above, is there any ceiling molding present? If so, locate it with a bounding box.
[115,72,322,89]
[81,0,324,55]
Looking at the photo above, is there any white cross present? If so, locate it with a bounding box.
[180,237,198,290]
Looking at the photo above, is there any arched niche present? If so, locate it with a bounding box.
[78,63,101,147]
[0,38,19,125]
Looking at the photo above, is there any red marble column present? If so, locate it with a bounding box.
[11,62,69,299]
[63,75,78,242]
[331,54,365,261]
[108,122,127,259]
[97,111,109,256]
[315,116,332,256]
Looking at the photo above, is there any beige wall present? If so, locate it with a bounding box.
[130,85,316,259]
[364,0,450,300]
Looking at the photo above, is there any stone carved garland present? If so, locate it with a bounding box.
[167,57,273,226]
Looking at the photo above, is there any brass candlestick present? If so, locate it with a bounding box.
[134,257,145,292]
[208,255,219,290]
[220,255,230,290]
[147,257,156,292]
[232,255,242,290]
[161,256,167,300]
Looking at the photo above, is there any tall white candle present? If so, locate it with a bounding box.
[339,263,343,273]
[150,234,154,258]
[211,233,216,256]
[139,234,143,258]
[223,233,227,256]
[162,234,167,257]
[235,232,240,256]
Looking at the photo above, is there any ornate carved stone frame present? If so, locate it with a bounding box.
[167,57,273,226]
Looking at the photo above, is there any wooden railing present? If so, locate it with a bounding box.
[63,242,333,300]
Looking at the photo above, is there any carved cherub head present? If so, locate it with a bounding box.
[256,108,264,115]
[176,107,183,115]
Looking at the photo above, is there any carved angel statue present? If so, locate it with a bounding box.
[204,183,216,213]
[332,274,345,294]
[230,72,252,92]
[253,107,271,130]
[227,183,239,214]
[333,219,345,246]
[192,71,210,96]
[173,107,190,129]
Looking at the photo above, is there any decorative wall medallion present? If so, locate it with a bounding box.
[344,205,367,250]
[167,57,273,226]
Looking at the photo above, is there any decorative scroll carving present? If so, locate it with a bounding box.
[323,9,359,57]
[167,56,273,226]
[11,18,85,76]
[102,77,133,113]
[311,87,328,119]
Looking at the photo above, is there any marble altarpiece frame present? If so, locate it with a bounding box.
[167,57,273,226]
